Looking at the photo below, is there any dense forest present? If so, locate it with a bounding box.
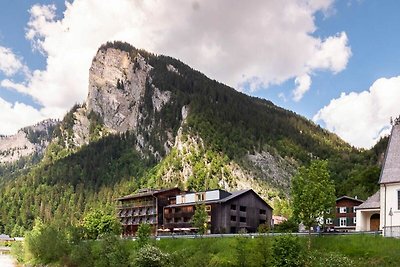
[0,41,388,235]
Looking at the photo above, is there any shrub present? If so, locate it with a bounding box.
[274,217,299,233]
[81,209,121,240]
[94,234,130,267]
[133,244,170,267]
[24,220,70,265]
[69,241,95,267]
[136,223,151,248]
[272,235,304,267]
[307,251,354,267]
[11,241,25,264]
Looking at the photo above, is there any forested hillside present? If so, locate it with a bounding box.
[0,41,387,235]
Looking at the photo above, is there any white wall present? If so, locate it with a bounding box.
[205,190,220,201]
[380,183,400,230]
[176,190,221,204]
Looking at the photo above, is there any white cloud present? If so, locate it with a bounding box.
[313,76,400,148]
[293,74,312,102]
[307,32,351,73]
[0,46,27,76]
[0,97,47,135]
[1,0,352,134]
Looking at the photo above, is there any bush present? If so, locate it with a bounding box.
[81,209,121,240]
[92,234,130,267]
[11,241,25,264]
[307,251,354,267]
[272,235,304,267]
[133,244,170,267]
[69,241,95,267]
[24,220,70,265]
[136,223,151,248]
[274,217,299,233]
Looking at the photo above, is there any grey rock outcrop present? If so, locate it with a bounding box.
[0,119,58,163]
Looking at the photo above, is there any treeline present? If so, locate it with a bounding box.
[0,132,155,235]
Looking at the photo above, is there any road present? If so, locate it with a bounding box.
[0,247,15,267]
[0,254,15,267]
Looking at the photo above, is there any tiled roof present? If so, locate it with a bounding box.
[356,191,380,210]
[379,124,400,184]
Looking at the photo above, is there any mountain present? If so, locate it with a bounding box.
[0,119,58,164]
[0,41,386,235]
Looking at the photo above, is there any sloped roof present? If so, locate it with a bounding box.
[379,123,400,184]
[355,191,380,210]
[116,188,180,201]
[336,195,364,204]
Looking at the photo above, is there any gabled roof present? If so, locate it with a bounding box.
[355,191,380,210]
[379,123,400,184]
[336,195,364,204]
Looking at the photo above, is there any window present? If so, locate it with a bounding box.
[339,207,347,214]
[353,217,356,224]
[340,217,347,227]
[205,205,211,212]
[231,204,236,210]
[259,209,266,215]
[326,218,333,224]
[196,193,205,201]
[240,206,246,212]
[230,227,237,233]
[240,217,246,223]
[231,216,236,221]
[398,190,400,210]
[182,206,193,213]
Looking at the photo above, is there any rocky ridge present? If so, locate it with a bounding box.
[0,119,58,163]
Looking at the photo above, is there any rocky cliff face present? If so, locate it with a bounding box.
[0,119,58,163]
[63,45,177,160]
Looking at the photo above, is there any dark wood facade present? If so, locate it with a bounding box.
[116,188,181,236]
[164,189,273,234]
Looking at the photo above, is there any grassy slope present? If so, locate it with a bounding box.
[157,235,399,267]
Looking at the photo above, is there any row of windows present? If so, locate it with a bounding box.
[231,216,246,222]
[231,216,268,225]
[325,217,356,226]
[230,205,266,215]
[337,207,355,213]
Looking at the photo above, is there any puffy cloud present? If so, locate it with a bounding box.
[0,46,27,76]
[293,74,312,102]
[1,0,352,134]
[313,76,400,148]
[0,97,47,135]
[307,32,351,73]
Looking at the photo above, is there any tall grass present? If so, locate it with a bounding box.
[310,234,400,267]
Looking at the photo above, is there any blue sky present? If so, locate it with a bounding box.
[0,0,399,148]
[256,0,400,119]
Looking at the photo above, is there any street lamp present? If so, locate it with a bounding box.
[389,208,393,237]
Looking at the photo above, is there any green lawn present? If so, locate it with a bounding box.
[12,233,400,266]
[310,234,400,267]
[157,234,400,267]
